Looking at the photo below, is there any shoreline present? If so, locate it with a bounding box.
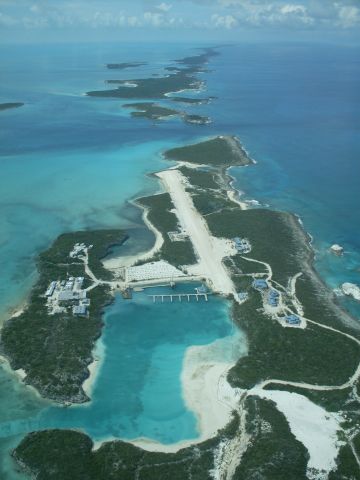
[94,338,243,453]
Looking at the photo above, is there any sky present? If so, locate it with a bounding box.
[1,0,360,44]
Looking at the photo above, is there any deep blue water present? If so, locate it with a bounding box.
[0,41,359,478]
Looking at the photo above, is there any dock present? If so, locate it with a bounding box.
[149,293,209,303]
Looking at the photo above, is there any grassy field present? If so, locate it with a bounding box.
[137,193,197,267]
[0,230,126,403]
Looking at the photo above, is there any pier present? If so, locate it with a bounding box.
[149,293,209,303]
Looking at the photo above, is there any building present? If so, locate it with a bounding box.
[74,277,84,289]
[45,281,57,297]
[237,292,248,302]
[196,284,209,294]
[72,305,88,316]
[253,279,268,290]
[58,290,78,302]
[268,289,280,306]
[285,314,301,325]
[233,237,251,254]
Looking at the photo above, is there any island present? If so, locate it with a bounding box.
[123,102,211,125]
[0,102,24,111]
[170,96,216,105]
[106,62,147,70]
[6,135,360,479]
[86,48,218,100]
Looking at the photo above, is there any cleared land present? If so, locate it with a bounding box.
[156,169,235,296]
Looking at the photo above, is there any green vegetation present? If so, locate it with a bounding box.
[171,97,213,105]
[192,191,235,216]
[228,293,360,389]
[329,442,360,480]
[164,136,252,168]
[87,49,217,99]
[40,229,128,281]
[227,256,268,275]
[184,114,211,125]
[13,414,239,479]
[0,229,126,403]
[206,208,311,287]
[0,102,24,111]
[179,165,220,190]
[263,383,354,412]
[107,62,146,70]
[137,193,196,267]
[234,396,308,479]
[123,102,179,120]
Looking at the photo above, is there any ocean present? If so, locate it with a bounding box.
[0,41,359,478]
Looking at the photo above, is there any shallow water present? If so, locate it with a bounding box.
[0,41,359,477]
[0,285,240,478]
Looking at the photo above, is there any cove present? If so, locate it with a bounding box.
[0,283,243,452]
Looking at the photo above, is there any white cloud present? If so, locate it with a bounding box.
[211,13,237,28]
[156,2,172,12]
[336,4,360,28]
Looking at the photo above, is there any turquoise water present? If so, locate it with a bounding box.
[0,285,242,478]
[0,41,359,477]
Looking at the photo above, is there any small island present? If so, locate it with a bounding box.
[106,62,146,70]
[123,102,211,125]
[0,102,24,111]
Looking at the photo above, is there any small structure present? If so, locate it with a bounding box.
[45,281,57,297]
[233,237,251,254]
[330,244,344,256]
[69,243,87,258]
[237,292,248,302]
[72,305,88,316]
[268,289,280,307]
[196,284,209,295]
[74,277,84,289]
[285,314,301,325]
[168,229,189,242]
[58,290,78,302]
[253,279,268,290]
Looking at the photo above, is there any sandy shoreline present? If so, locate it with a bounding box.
[95,341,242,453]
[103,203,164,271]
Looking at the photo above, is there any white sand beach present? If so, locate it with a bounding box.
[126,348,240,454]
[103,205,164,271]
[250,388,342,478]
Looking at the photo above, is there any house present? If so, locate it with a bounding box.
[45,281,57,297]
[268,289,280,306]
[285,314,301,325]
[233,237,251,254]
[253,279,268,290]
[237,292,248,302]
